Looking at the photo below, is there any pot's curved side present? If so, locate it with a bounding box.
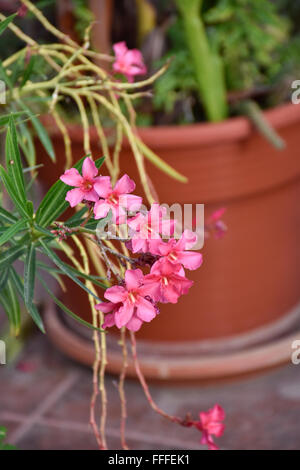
[37,102,300,342]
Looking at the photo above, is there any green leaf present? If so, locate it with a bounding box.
[0,219,27,247]
[20,56,37,89]
[5,117,27,205]
[0,207,17,224]
[18,101,55,162]
[24,244,36,308]
[37,260,107,288]
[39,239,101,301]
[9,267,45,333]
[0,245,25,271]
[0,14,17,36]
[17,119,36,167]
[65,206,88,227]
[0,278,21,335]
[0,165,28,219]
[0,112,25,127]
[38,274,104,333]
[0,268,9,292]
[35,156,104,228]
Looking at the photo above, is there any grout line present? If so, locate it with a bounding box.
[7,372,79,445]
[1,411,203,450]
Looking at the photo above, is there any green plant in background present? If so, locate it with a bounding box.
[174,0,228,122]
[0,427,15,450]
[152,0,297,124]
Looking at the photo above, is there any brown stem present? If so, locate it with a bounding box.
[130,332,191,427]
[119,328,129,450]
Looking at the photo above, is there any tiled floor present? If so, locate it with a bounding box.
[1,331,300,450]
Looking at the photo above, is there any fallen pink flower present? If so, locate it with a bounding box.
[144,260,193,304]
[196,404,225,450]
[113,41,147,83]
[94,174,142,223]
[128,203,176,254]
[60,157,102,207]
[96,269,158,331]
[156,230,203,271]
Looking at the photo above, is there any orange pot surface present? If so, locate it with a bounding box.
[37,103,300,342]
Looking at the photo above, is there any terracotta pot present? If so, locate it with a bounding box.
[37,102,300,344]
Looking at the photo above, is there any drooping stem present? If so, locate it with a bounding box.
[129,332,193,428]
[119,328,129,450]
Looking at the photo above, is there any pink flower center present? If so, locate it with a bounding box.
[108,193,119,205]
[162,277,169,286]
[81,179,93,192]
[168,252,177,262]
[128,292,137,304]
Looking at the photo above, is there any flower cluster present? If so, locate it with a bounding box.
[60,157,203,332]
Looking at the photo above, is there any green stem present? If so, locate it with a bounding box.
[175,0,228,122]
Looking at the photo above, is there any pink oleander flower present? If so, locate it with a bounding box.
[144,260,193,304]
[156,230,203,271]
[113,41,147,83]
[96,269,158,331]
[196,404,225,450]
[128,203,176,254]
[94,174,142,223]
[60,157,101,208]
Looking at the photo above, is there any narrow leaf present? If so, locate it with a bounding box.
[0,14,17,36]
[6,116,27,203]
[0,219,27,247]
[39,239,101,301]
[0,245,25,271]
[18,101,56,162]
[0,207,17,224]
[24,244,36,308]
[38,275,104,333]
[0,165,28,218]
[0,278,21,335]
[9,267,45,333]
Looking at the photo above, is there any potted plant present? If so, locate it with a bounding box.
[2,0,300,379]
[0,7,229,447]
[32,0,300,378]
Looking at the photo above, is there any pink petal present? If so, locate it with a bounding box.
[82,157,98,179]
[102,313,116,329]
[177,251,203,271]
[84,189,100,203]
[209,404,226,422]
[114,174,136,195]
[136,297,156,322]
[161,283,181,304]
[94,176,112,198]
[126,314,143,332]
[94,200,111,220]
[113,41,128,59]
[120,194,142,212]
[104,285,127,303]
[125,269,144,290]
[115,302,134,328]
[60,168,83,187]
[131,237,147,254]
[95,301,116,313]
[65,188,85,207]
[140,274,161,301]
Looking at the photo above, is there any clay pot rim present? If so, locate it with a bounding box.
[42,102,300,149]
